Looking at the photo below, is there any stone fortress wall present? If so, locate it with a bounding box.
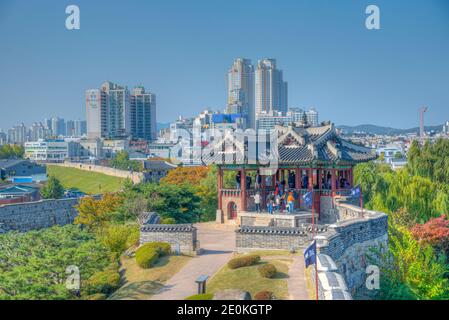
[140,224,198,254]
[235,196,388,299]
[317,199,388,295]
[50,162,144,184]
[0,198,80,233]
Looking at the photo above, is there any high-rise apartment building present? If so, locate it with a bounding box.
[255,59,288,118]
[130,86,157,141]
[86,81,131,140]
[227,58,255,129]
[74,120,87,137]
[50,117,66,137]
[7,123,28,144]
[66,120,75,136]
[30,122,48,141]
[306,108,319,127]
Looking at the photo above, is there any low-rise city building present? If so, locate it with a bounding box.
[24,139,69,163]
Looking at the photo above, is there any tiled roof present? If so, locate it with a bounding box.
[140,224,195,232]
[203,123,377,165]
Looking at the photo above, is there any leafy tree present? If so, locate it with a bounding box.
[40,176,64,199]
[0,225,111,300]
[160,166,209,186]
[411,215,449,257]
[74,193,124,228]
[0,144,24,159]
[109,151,142,172]
[136,183,201,223]
[99,223,139,258]
[370,223,449,300]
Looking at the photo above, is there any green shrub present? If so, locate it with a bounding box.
[161,218,176,224]
[254,291,275,300]
[141,242,172,256]
[135,245,159,268]
[258,263,277,278]
[185,293,214,300]
[84,269,121,295]
[227,254,260,269]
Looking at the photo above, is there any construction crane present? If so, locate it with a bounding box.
[419,106,428,139]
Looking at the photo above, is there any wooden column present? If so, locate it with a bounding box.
[316,169,323,190]
[218,167,223,210]
[295,168,301,208]
[295,168,300,190]
[261,173,266,208]
[349,168,354,188]
[308,168,313,190]
[331,169,336,194]
[241,168,247,212]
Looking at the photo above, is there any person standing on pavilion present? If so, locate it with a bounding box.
[236,172,241,189]
[287,191,295,213]
[253,192,262,213]
[266,192,274,214]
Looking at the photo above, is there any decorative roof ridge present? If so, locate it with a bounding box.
[340,139,375,154]
[309,123,335,148]
[140,224,195,232]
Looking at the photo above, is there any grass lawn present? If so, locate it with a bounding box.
[109,254,191,300]
[47,165,124,194]
[206,253,293,300]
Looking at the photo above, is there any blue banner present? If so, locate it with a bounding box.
[304,241,317,268]
[302,191,313,207]
[351,185,361,198]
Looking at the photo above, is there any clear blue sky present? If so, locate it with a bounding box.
[0,0,448,130]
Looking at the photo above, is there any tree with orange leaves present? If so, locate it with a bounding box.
[160,166,210,186]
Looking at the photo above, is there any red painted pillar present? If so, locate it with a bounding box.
[241,168,247,212]
[261,173,266,208]
[318,169,322,190]
[308,168,313,190]
[295,168,301,208]
[331,169,336,194]
[295,168,300,190]
[218,167,223,210]
[349,167,354,187]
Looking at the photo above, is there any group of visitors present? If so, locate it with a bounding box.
[252,189,297,214]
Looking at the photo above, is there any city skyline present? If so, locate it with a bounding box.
[0,0,449,130]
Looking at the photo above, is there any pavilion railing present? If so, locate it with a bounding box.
[220,188,353,198]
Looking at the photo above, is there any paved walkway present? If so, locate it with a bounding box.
[286,255,310,300]
[150,223,236,300]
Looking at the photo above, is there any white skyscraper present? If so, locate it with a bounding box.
[227,58,255,129]
[255,59,288,118]
[86,81,131,140]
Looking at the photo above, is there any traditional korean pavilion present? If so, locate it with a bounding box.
[203,122,377,224]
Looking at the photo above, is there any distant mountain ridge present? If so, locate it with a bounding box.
[337,124,444,135]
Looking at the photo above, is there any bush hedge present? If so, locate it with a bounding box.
[84,269,121,295]
[135,246,159,268]
[185,293,214,300]
[254,291,275,300]
[258,263,277,278]
[141,242,172,256]
[227,254,261,269]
